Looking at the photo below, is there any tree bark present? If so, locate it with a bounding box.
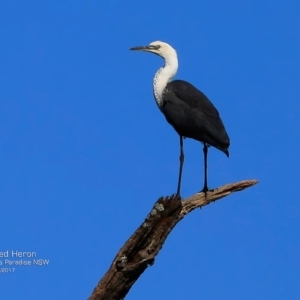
[88,179,258,300]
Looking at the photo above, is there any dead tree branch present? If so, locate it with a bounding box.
[88,179,258,300]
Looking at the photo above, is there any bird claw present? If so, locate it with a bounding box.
[199,187,214,194]
[175,193,182,200]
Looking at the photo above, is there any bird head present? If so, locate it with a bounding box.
[130,41,177,61]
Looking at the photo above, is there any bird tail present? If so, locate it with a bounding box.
[224,149,229,157]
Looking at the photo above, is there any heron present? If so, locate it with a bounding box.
[130,41,230,196]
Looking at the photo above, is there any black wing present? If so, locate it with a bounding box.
[162,80,230,154]
[167,80,221,117]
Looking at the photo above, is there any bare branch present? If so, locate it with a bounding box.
[88,179,258,300]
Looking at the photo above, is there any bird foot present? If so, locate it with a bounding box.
[199,186,214,194]
[175,193,182,200]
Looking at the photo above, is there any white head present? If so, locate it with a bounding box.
[130,40,178,65]
[130,41,179,107]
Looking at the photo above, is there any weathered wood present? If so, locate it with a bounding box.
[88,179,258,300]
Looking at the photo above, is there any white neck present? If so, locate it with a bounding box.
[153,54,178,108]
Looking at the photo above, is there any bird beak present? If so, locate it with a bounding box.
[129,46,148,51]
[129,45,159,52]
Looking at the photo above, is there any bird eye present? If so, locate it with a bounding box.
[149,45,160,50]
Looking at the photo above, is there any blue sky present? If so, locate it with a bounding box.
[1,1,300,299]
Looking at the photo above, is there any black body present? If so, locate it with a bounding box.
[162,80,230,155]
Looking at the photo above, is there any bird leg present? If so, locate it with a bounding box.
[201,143,209,194]
[176,136,184,197]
